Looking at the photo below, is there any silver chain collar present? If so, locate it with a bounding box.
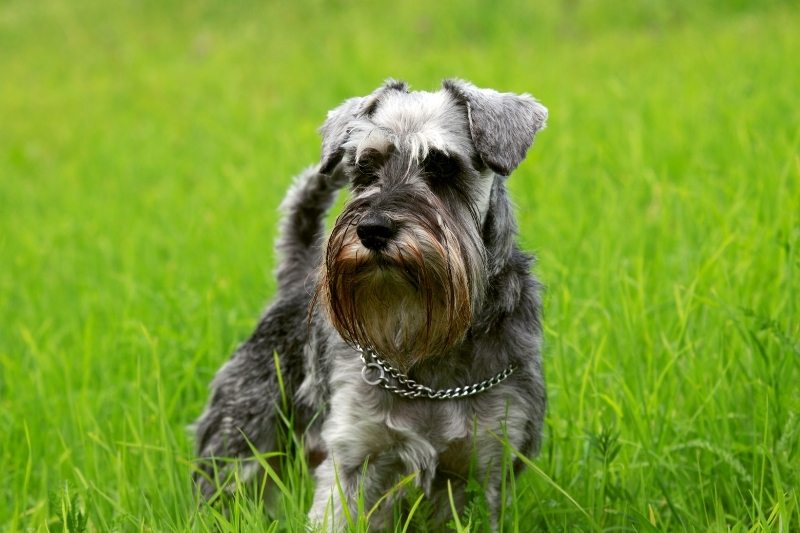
[357,345,516,400]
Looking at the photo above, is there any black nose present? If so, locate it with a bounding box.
[357,214,397,250]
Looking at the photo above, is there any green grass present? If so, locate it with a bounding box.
[1,0,799,530]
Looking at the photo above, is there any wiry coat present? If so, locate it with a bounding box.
[194,79,548,530]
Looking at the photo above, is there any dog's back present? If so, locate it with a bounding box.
[193,165,347,497]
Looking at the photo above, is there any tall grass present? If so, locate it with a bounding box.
[1,0,798,530]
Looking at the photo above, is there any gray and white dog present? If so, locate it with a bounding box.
[194,79,548,530]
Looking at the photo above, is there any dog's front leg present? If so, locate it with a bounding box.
[307,395,403,531]
[307,456,359,531]
[308,452,399,532]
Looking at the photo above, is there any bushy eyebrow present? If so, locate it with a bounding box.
[422,149,467,175]
[347,146,393,189]
[354,147,392,168]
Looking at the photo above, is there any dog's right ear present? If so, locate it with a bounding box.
[319,80,409,174]
[319,97,364,175]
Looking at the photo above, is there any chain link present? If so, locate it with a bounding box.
[356,345,516,400]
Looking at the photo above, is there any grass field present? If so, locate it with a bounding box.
[1,0,799,530]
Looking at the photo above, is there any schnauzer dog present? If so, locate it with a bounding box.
[194,79,548,530]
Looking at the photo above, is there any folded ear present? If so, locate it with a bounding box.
[319,79,409,174]
[443,78,548,176]
[319,96,364,174]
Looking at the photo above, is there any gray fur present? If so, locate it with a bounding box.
[443,78,548,176]
[194,80,548,531]
[319,79,410,174]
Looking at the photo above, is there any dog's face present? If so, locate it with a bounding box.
[317,79,547,366]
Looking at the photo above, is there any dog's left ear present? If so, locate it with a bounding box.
[443,79,548,176]
[319,79,409,174]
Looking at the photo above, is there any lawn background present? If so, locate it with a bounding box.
[1,0,798,530]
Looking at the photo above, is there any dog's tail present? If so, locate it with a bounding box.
[275,164,348,291]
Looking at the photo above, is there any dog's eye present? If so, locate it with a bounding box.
[352,169,379,189]
[423,150,461,181]
[352,161,380,188]
[351,149,384,189]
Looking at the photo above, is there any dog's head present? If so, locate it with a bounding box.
[316,79,547,366]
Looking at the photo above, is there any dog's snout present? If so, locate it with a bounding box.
[357,214,396,250]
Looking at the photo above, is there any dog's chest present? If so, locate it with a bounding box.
[390,395,527,494]
[322,345,527,484]
[384,392,515,467]
[386,399,472,448]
